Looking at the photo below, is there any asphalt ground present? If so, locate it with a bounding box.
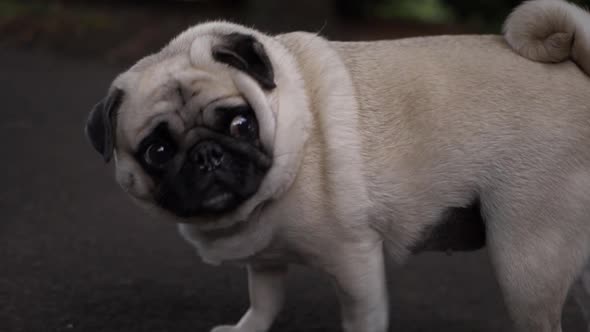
[0,47,586,332]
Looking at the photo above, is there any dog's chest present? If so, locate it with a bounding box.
[178,222,296,266]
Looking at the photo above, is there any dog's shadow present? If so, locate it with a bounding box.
[59,269,491,332]
[60,261,585,332]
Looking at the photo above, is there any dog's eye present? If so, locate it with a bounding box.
[144,141,176,168]
[229,115,257,139]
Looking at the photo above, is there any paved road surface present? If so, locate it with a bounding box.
[0,48,585,332]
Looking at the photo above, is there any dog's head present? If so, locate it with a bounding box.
[85,22,309,229]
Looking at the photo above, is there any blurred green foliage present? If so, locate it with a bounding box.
[374,0,455,23]
[370,0,588,30]
[1,0,588,32]
[0,0,113,30]
[0,1,48,18]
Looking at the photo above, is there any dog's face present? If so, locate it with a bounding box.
[128,100,271,218]
[85,23,309,227]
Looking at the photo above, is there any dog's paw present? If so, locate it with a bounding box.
[210,325,240,332]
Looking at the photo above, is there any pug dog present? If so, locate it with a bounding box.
[85,0,590,331]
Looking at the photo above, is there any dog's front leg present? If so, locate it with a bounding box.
[211,264,287,332]
[327,240,389,332]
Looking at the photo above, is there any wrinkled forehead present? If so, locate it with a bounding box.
[116,54,242,149]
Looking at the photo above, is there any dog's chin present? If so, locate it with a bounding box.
[169,198,267,238]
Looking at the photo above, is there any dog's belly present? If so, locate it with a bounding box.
[410,199,486,253]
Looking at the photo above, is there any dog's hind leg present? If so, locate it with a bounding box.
[483,173,590,332]
[572,260,590,332]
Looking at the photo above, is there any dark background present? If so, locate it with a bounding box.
[1,1,588,331]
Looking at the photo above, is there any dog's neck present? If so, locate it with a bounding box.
[277,32,372,228]
[176,32,314,266]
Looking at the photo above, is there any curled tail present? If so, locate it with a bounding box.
[503,0,590,75]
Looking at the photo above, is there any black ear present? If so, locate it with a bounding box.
[212,33,276,90]
[85,88,124,163]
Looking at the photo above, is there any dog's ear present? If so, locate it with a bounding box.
[212,33,276,90]
[85,88,124,163]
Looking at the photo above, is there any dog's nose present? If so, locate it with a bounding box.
[190,141,224,171]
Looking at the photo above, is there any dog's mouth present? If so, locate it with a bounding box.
[202,192,236,210]
[156,182,244,219]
